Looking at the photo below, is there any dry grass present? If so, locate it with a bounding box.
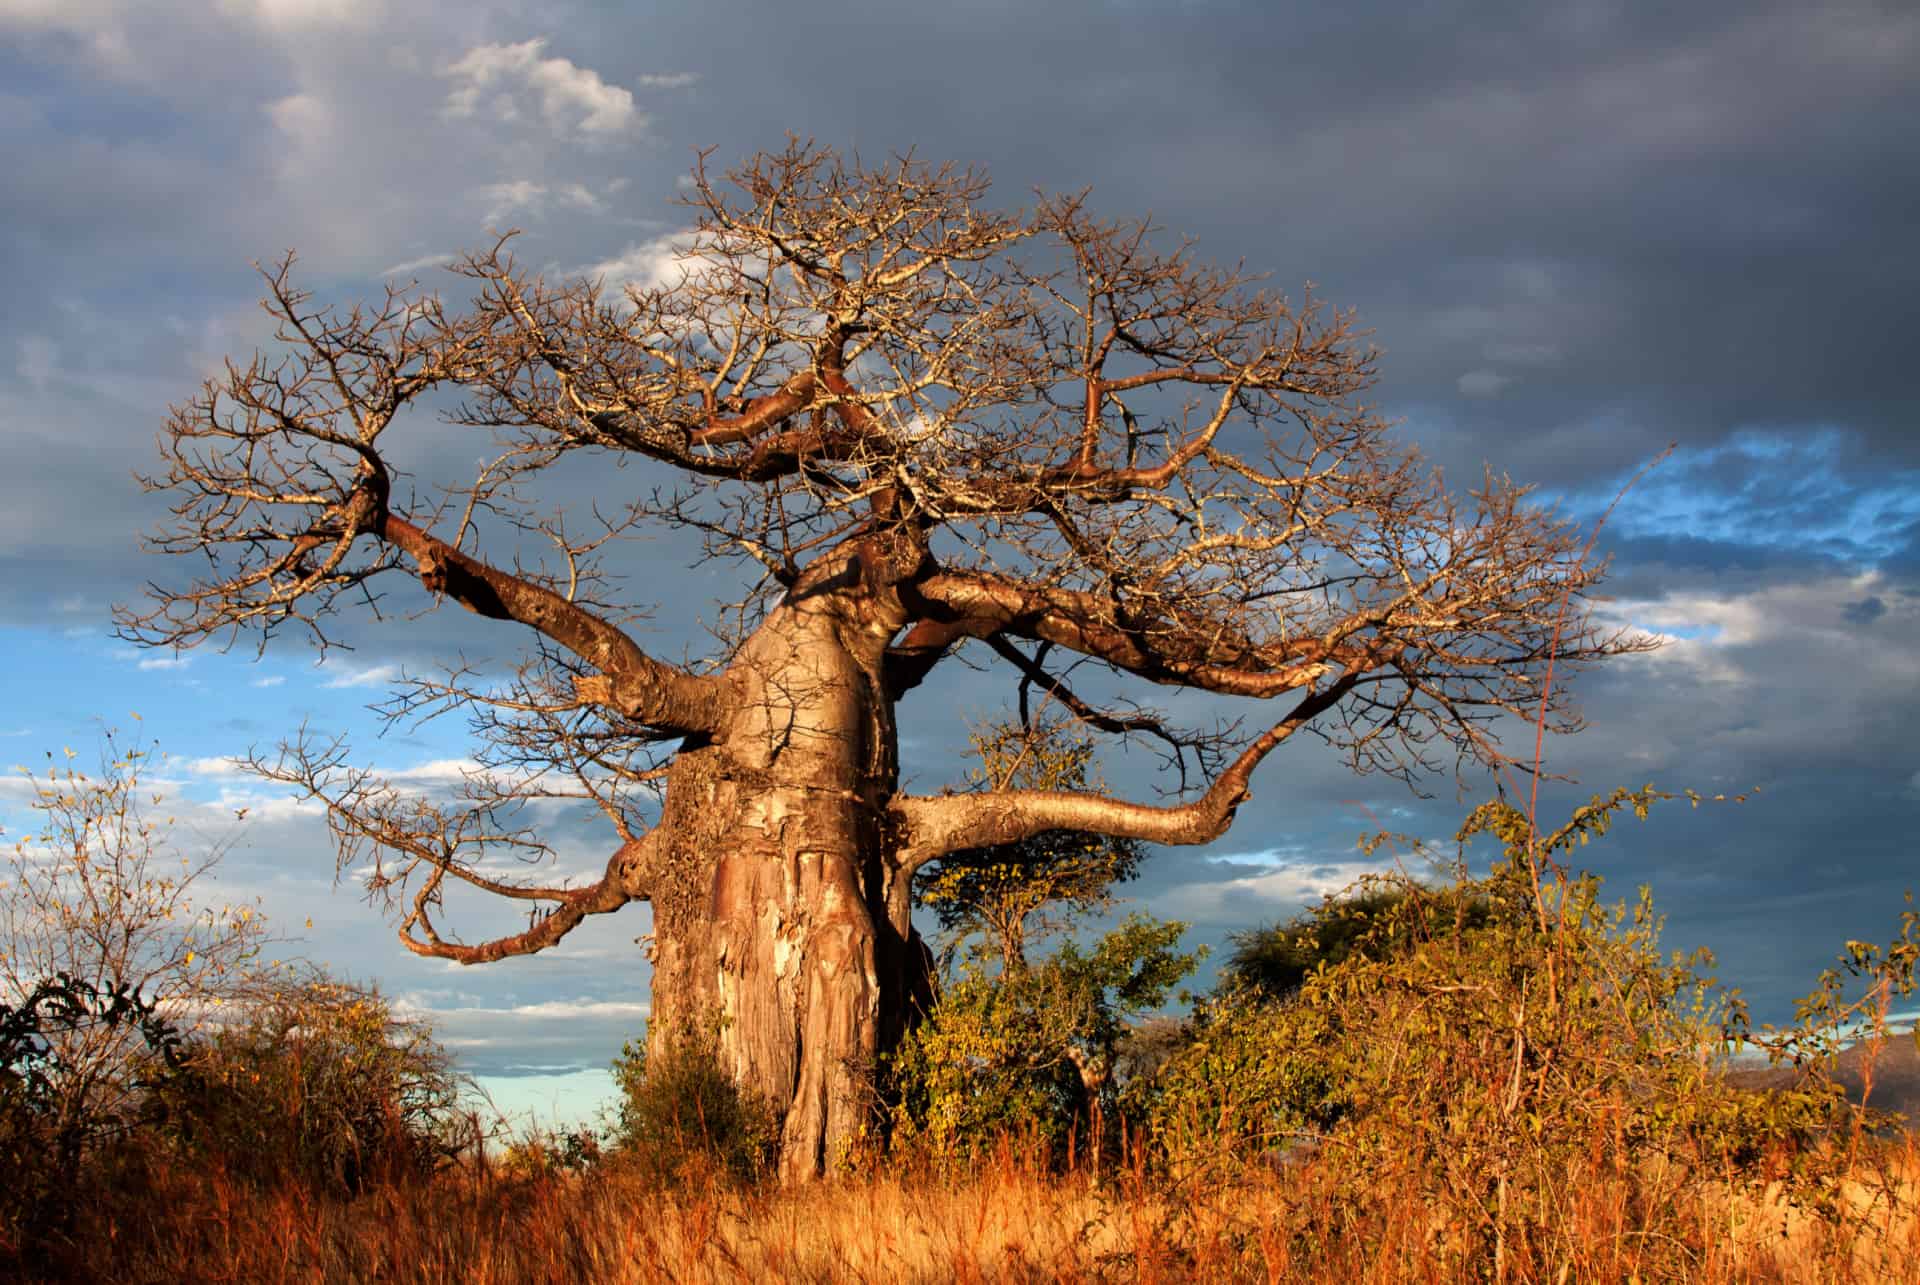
[18,1128,1915,1283]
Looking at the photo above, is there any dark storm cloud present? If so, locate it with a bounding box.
[574,0,1919,486]
[10,0,1916,618]
[1844,595,1887,625]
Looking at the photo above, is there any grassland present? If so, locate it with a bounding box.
[12,1109,1913,1283]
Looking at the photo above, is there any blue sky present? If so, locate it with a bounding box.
[3,0,1917,1132]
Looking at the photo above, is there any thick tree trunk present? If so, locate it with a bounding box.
[640,588,930,1181]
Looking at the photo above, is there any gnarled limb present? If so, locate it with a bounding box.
[890,679,1354,870]
[907,568,1339,697]
[247,728,652,965]
[381,513,723,736]
[399,837,647,965]
[114,251,725,737]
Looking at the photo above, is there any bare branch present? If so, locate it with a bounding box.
[891,678,1356,870]
[397,839,643,966]
[243,726,653,963]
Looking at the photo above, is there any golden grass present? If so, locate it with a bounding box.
[20,1130,1915,1284]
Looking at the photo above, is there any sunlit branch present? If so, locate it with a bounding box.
[891,678,1356,870]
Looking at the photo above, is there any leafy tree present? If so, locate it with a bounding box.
[120,140,1646,1178]
[892,913,1200,1177]
[917,716,1143,972]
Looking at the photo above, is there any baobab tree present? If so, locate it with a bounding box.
[119,141,1645,1180]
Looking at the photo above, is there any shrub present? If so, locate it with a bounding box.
[609,1014,778,1185]
[1141,982,1349,1168]
[890,913,1202,1173]
[496,1126,603,1181]
[147,968,478,1195]
[1,973,185,1254]
[1147,789,1889,1267]
[1223,884,1495,1001]
[1,731,270,1146]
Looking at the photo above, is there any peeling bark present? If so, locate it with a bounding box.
[640,580,930,1179]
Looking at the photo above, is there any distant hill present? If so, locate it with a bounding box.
[1724,1035,1920,1126]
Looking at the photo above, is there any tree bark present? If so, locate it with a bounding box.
[641,582,930,1181]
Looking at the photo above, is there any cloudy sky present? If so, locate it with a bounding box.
[3,0,1916,1129]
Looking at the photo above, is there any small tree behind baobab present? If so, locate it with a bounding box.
[916,714,1145,975]
[119,141,1647,1180]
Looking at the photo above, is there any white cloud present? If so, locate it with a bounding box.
[250,675,286,688]
[268,91,334,146]
[441,39,642,138]
[1612,571,1916,660]
[385,757,482,788]
[577,229,759,306]
[378,251,455,278]
[1457,368,1516,398]
[136,654,191,671]
[320,661,401,688]
[582,233,700,294]
[1587,570,1920,768]
[476,178,544,219]
[634,71,698,89]
[400,996,651,1023]
[388,987,654,1085]
[263,91,347,204]
[1156,857,1400,925]
[220,0,382,28]
[184,756,249,779]
[474,179,605,223]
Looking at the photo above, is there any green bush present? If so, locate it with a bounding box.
[609,1014,778,1185]
[1223,885,1496,1001]
[890,914,1202,1171]
[495,1126,603,1181]
[1140,982,1349,1167]
[1146,788,1895,1263]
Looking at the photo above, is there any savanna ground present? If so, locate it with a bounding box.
[16,1119,1919,1283]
